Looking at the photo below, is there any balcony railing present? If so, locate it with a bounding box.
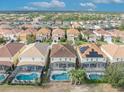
[84,67,105,72]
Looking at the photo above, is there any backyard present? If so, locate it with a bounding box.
[0,82,123,92]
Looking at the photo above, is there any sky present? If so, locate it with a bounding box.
[0,0,124,12]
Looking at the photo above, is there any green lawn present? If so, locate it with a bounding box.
[75,40,89,45]
[96,40,107,45]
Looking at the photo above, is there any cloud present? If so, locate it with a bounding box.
[23,6,36,10]
[30,0,65,8]
[80,2,96,8]
[92,0,124,4]
[80,2,96,11]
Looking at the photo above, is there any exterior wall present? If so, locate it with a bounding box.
[104,36,112,43]
[18,47,49,66]
[50,57,76,63]
[36,34,50,41]
[36,35,43,41]
[19,56,45,62]
[52,34,65,42]
[3,34,17,41]
[67,34,78,41]
[110,58,124,63]
[81,58,107,63]
[19,34,27,42]
[0,57,13,62]
[50,57,76,70]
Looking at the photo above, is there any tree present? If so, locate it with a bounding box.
[100,35,104,42]
[60,38,66,42]
[68,68,86,85]
[26,34,36,44]
[118,24,124,31]
[104,63,124,87]
[115,37,121,43]
[0,37,6,44]
[17,37,21,42]
[78,34,82,41]
[34,78,42,86]
[22,26,28,30]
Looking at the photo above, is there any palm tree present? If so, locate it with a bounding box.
[68,68,86,85]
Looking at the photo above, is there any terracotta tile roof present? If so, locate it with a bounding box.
[52,28,65,36]
[50,44,76,57]
[0,43,25,57]
[93,29,111,36]
[19,28,37,35]
[0,61,12,67]
[0,28,20,35]
[37,28,51,35]
[17,61,45,66]
[20,43,49,57]
[101,44,124,57]
[108,29,124,38]
[78,43,106,58]
[67,29,80,36]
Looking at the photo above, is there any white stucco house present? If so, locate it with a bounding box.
[50,44,77,71]
[93,29,112,43]
[77,43,107,79]
[101,44,124,63]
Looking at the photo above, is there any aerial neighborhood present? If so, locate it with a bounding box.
[0,12,124,87]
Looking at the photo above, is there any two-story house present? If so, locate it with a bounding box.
[50,44,77,81]
[0,43,25,83]
[0,28,20,42]
[67,29,80,41]
[17,43,50,70]
[52,28,65,42]
[93,29,112,43]
[12,43,50,84]
[101,44,124,63]
[77,43,107,80]
[36,28,51,42]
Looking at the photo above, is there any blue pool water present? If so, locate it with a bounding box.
[0,75,5,81]
[16,73,39,81]
[52,73,69,81]
[89,74,102,80]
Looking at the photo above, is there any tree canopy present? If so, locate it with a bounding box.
[104,63,124,87]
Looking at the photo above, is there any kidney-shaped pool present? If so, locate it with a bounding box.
[16,73,39,81]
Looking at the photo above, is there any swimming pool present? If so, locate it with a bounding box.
[16,73,39,81]
[51,72,70,81]
[0,74,5,81]
[89,74,102,80]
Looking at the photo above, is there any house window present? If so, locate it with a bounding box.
[91,58,93,61]
[32,58,34,61]
[52,58,54,61]
[90,63,96,68]
[68,63,75,67]
[60,58,62,61]
[59,63,66,68]
[56,63,58,67]
[86,58,89,61]
[117,58,120,62]
[65,58,67,61]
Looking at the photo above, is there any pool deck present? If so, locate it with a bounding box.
[11,72,41,84]
[0,74,9,84]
